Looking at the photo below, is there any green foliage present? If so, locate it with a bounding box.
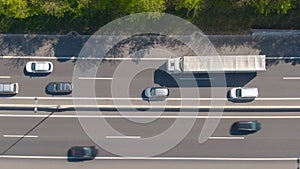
[0,0,33,18]
[125,0,167,14]
[173,0,206,17]
[0,0,92,19]
[247,0,296,15]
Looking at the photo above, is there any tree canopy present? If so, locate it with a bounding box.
[0,0,297,19]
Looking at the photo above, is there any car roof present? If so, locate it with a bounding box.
[35,62,50,70]
[241,88,258,97]
[237,121,260,130]
[153,88,168,96]
[56,82,71,91]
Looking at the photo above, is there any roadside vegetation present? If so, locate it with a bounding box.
[0,0,299,34]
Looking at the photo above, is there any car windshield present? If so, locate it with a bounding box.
[31,63,36,70]
[83,147,92,157]
[236,89,242,97]
[150,88,156,96]
[52,83,56,92]
[55,83,63,91]
[252,122,256,129]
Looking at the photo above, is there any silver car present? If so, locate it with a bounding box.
[144,87,169,98]
[26,61,53,73]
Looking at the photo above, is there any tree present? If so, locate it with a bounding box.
[247,0,296,15]
[0,0,33,18]
[125,0,167,14]
[173,0,206,17]
[0,0,92,19]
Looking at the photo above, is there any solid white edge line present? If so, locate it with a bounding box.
[1,55,300,60]
[283,77,300,80]
[3,104,300,109]
[78,77,113,80]
[0,155,296,161]
[209,137,244,140]
[2,114,300,119]
[106,136,141,139]
[0,56,168,60]
[0,76,11,79]
[4,97,300,101]
[1,56,299,60]
[3,135,38,138]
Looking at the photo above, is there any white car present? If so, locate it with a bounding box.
[145,87,169,98]
[229,87,258,99]
[26,61,53,73]
[0,83,19,94]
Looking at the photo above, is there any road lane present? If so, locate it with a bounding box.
[0,158,295,169]
[1,113,300,158]
[0,58,300,109]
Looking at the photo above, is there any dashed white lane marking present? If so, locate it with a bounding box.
[0,155,296,161]
[267,57,300,60]
[209,137,244,140]
[106,136,141,139]
[3,97,300,101]
[3,135,38,138]
[0,76,11,79]
[283,77,300,80]
[78,77,113,80]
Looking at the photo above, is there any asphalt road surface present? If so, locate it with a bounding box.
[0,110,300,159]
[0,58,299,107]
[0,34,300,169]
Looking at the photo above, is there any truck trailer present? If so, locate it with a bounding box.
[166,55,266,74]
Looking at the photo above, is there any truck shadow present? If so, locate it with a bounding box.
[154,67,257,87]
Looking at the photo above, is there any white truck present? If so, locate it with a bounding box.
[166,55,266,74]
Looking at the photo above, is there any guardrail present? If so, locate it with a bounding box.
[2,104,300,110]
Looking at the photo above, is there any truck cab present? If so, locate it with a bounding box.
[166,58,182,74]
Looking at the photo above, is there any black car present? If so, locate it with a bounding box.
[236,121,261,132]
[46,82,72,94]
[68,146,98,161]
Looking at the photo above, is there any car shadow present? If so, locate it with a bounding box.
[23,67,51,77]
[141,90,149,101]
[0,94,17,97]
[230,122,257,135]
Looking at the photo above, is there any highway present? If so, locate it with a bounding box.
[0,58,300,98]
[0,34,300,169]
[0,110,300,158]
